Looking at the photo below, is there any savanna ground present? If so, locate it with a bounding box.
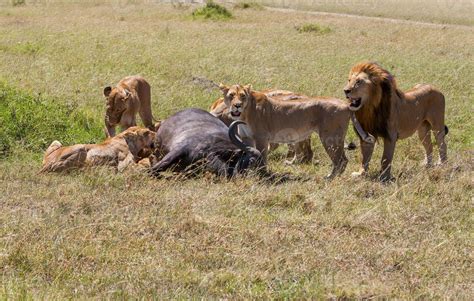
[0,0,473,299]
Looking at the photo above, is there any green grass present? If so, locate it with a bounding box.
[10,0,25,7]
[0,81,102,157]
[192,1,233,21]
[0,1,473,299]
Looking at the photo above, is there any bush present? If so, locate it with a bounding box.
[234,2,264,10]
[192,1,233,21]
[295,23,331,34]
[11,0,25,6]
[0,82,102,157]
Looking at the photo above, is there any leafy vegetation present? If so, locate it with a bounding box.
[0,81,102,157]
[192,1,233,21]
[10,0,25,7]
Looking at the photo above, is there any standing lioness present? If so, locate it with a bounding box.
[220,84,351,178]
[103,76,155,137]
[210,89,314,164]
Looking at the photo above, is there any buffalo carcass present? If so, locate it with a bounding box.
[150,108,262,177]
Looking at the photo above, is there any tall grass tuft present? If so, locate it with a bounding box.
[11,0,25,6]
[192,1,233,21]
[234,2,264,10]
[0,82,102,157]
[295,23,331,34]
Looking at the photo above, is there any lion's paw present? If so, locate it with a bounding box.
[351,170,366,177]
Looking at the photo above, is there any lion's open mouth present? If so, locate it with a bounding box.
[348,97,362,111]
[231,111,241,117]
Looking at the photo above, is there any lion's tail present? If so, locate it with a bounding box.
[444,125,449,135]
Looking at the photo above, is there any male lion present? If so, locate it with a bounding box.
[344,62,448,181]
[40,127,156,173]
[103,75,155,137]
[210,90,313,164]
[219,84,351,178]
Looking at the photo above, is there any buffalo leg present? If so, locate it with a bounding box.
[150,150,184,177]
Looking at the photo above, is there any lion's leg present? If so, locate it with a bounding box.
[320,134,347,179]
[139,105,154,130]
[352,138,374,177]
[285,139,313,165]
[269,143,280,153]
[50,147,87,172]
[284,143,296,164]
[105,124,116,138]
[417,121,433,167]
[255,138,269,165]
[296,138,313,164]
[433,126,448,164]
[120,114,137,132]
[380,138,396,182]
[138,83,154,129]
[117,153,133,172]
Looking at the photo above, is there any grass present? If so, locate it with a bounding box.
[0,81,102,157]
[192,1,233,21]
[234,2,265,10]
[249,0,474,26]
[295,23,331,34]
[10,0,25,7]
[0,1,473,299]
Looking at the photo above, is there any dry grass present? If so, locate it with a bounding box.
[0,1,473,299]
[249,0,474,26]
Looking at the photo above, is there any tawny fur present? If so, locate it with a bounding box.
[210,89,313,164]
[219,84,351,178]
[40,126,156,173]
[344,61,448,181]
[103,75,155,137]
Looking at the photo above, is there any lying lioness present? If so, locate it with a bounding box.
[40,126,156,173]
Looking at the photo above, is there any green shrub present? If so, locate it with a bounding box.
[234,2,264,10]
[192,1,233,21]
[0,82,102,157]
[11,0,25,6]
[295,23,331,34]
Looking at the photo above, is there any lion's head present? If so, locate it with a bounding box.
[343,62,399,139]
[343,62,397,112]
[103,85,131,126]
[219,84,252,120]
[120,127,156,162]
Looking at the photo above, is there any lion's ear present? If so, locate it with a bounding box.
[103,86,112,97]
[243,84,252,95]
[219,83,229,95]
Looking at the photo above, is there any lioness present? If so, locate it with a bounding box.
[40,127,156,173]
[219,84,351,178]
[103,75,155,137]
[344,62,448,181]
[210,90,313,164]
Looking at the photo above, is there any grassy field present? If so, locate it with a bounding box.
[245,0,474,26]
[1,1,473,299]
